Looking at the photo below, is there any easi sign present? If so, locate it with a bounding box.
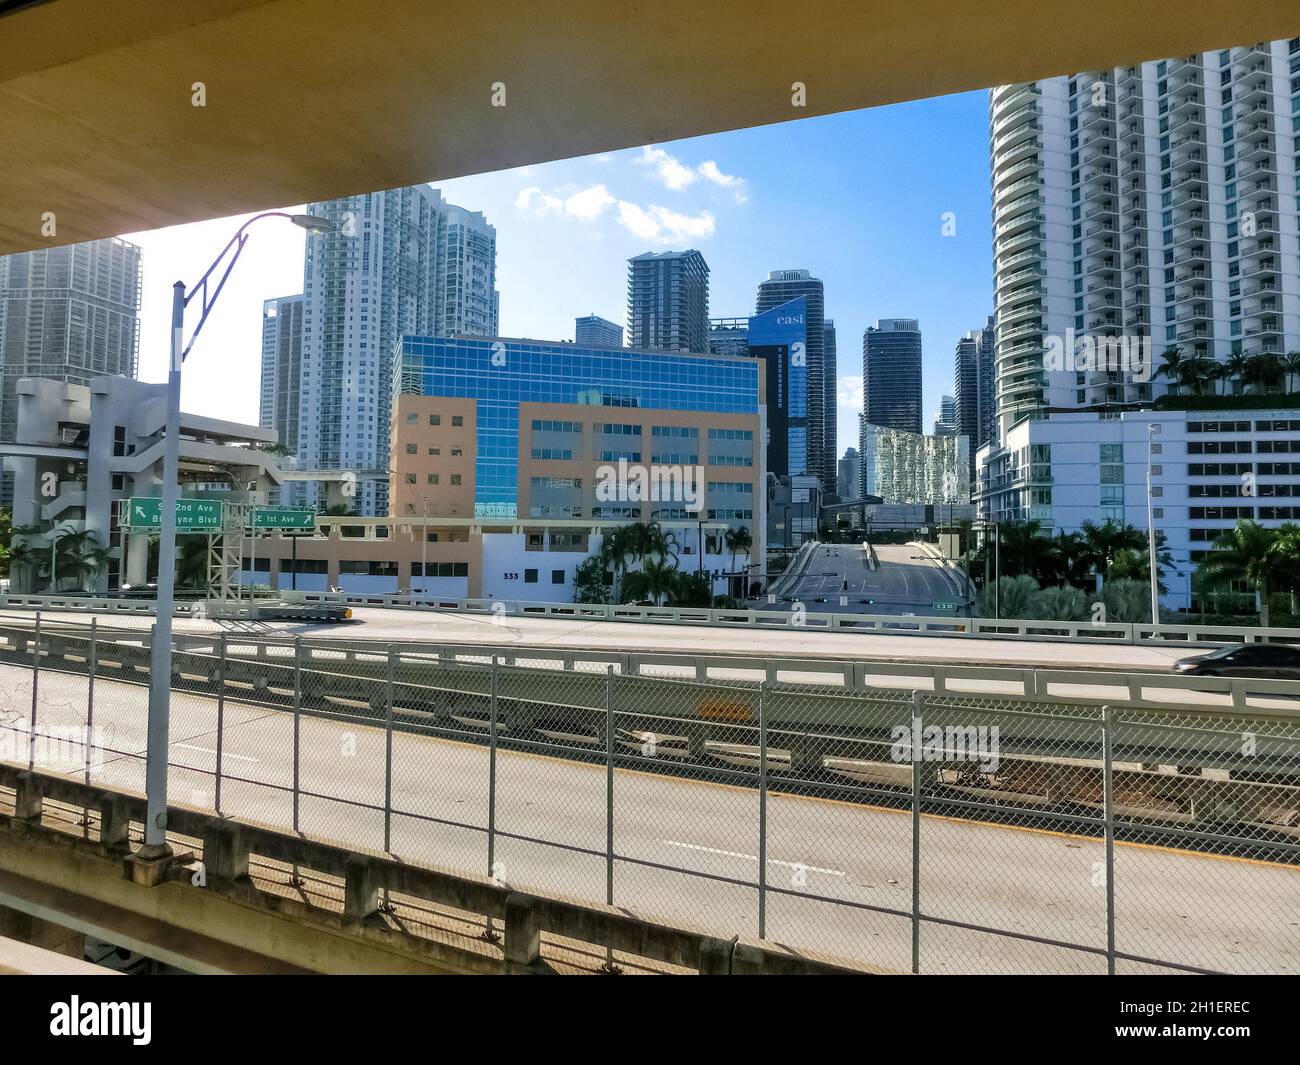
[122,497,222,532]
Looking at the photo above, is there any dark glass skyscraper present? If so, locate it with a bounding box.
[747,296,808,479]
[822,319,837,490]
[954,314,995,481]
[756,270,827,485]
[626,250,710,353]
[862,318,922,434]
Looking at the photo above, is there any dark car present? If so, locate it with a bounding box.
[1172,642,1300,680]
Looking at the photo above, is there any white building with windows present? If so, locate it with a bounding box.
[980,37,1300,609]
[292,185,498,516]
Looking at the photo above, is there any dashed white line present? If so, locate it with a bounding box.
[662,839,845,877]
[175,743,259,764]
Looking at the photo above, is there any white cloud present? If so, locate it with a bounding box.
[564,184,615,219]
[837,375,864,410]
[517,179,716,245]
[637,146,698,190]
[699,160,748,203]
[636,147,749,203]
[515,186,562,214]
[615,201,659,240]
[617,202,715,244]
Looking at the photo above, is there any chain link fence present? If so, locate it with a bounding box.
[0,611,1297,974]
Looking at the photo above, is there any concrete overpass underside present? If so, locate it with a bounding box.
[1,0,1297,253]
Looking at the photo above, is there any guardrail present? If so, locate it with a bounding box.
[276,590,1300,648]
[2,609,1300,713]
[0,616,1297,974]
[6,590,1300,648]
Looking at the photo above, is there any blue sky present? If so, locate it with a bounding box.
[127,88,995,456]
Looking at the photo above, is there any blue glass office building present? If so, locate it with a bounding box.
[747,297,808,478]
[393,336,762,517]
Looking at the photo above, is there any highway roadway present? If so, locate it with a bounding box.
[762,543,968,616]
[6,605,1197,672]
[1,662,1295,975]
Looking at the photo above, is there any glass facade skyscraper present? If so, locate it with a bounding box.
[756,270,829,486]
[393,335,761,517]
[863,318,923,434]
[747,296,809,479]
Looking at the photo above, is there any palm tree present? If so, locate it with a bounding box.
[1204,360,1229,398]
[1283,351,1300,394]
[624,556,679,605]
[1222,350,1250,397]
[1157,346,1185,398]
[50,529,109,593]
[724,526,753,574]
[1051,530,1091,587]
[997,520,1057,583]
[1243,353,1283,394]
[1197,520,1278,625]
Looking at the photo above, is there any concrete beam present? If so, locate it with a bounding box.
[1,1,1296,253]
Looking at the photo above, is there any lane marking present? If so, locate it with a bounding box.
[662,839,845,877]
[175,742,259,764]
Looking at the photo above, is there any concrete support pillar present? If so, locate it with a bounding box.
[0,905,85,959]
[99,796,132,855]
[343,855,380,921]
[503,892,541,966]
[202,823,249,882]
[14,772,43,823]
[125,531,149,587]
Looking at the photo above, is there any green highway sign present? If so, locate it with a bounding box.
[122,497,223,532]
[250,507,315,531]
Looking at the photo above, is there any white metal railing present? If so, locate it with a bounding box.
[6,590,1300,657]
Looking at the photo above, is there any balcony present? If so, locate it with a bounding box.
[996,155,1041,188]
[994,190,1042,222]
[993,119,1042,157]
[996,227,1043,257]
[996,247,1045,272]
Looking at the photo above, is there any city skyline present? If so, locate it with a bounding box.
[118,90,995,465]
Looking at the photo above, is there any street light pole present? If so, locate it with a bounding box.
[1146,423,1160,627]
[142,280,184,857]
[141,212,335,858]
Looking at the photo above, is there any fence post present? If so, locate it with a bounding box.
[28,611,41,770]
[758,681,768,941]
[292,636,302,833]
[84,617,96,786]
[384,644,395,855]
[605,665,615,907]
[911,688,923,975]
[1102,704,1116,976]
[488,655,499,881]
[214,634,226,816]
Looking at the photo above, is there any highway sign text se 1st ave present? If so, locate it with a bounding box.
[251,507,316,531]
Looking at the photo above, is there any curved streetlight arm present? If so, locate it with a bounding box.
[178,210,295,363]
